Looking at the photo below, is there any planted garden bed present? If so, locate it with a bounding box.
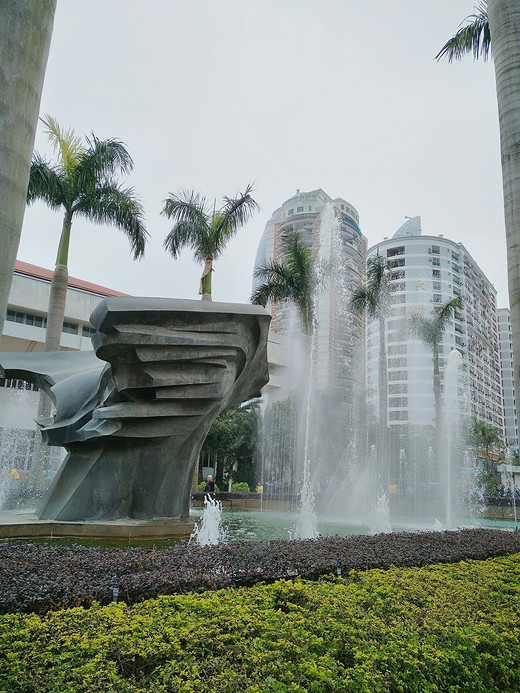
[1,527,520,615]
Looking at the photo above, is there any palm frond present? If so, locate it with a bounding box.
[26,155,65,208]
[40,115,84,173]
[213,183,259,255]
[161,190,211,261]
[75,137,134,193]
[435,2,491,62]
[73,183,148,258]
[435,296,464,330]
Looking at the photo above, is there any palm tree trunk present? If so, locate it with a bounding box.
[433,346,442,430]
[0,0,56,338]
[488,0,520,421]
[200,257,213,301]
[378,313,388,476]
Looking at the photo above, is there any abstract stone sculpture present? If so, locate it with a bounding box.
[0,298,270,521]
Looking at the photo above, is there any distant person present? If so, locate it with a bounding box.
[204,475,215,494]
[256,483,263,493]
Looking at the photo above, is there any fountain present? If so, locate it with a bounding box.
[0,297,270,538]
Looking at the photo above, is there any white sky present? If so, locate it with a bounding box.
[18,0,509,308]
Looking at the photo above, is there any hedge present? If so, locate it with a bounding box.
[2,528,520,615]
[1,554,520,692]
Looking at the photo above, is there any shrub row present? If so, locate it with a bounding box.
[1,528,520,616]
[1,554,520,692]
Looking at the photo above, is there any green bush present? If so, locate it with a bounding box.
[231,481,250,493]
[2,553,520,692]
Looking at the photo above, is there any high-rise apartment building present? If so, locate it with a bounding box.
[366,217,503,430]
[254,189,367,397]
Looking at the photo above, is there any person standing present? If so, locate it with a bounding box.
[204,475,215,493]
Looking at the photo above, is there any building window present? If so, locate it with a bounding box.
[62,321,79,335]
[433,294,442,303]
[391,271,405,280]
[388,370,408,381]
[388,357,407,368]
[6,309,47,328]
[296,206,303,213]
[387,246,405,257]
[432,270,441,278]
[389,410,408,421]
[288,209,294,215]
[432,282,441,291]
[389,383,408,394]
[431,257,440,266]
[388,344,407,355]
[388,258,405,268]
[82,325,97,337]
[389,397,408,408]
[430,245,440,255]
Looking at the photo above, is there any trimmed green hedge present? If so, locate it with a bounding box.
[2,554,520,692]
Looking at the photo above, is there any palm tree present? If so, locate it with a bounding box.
[27,116,148,354]
[251,229,318,334]
[350,254,391,471]
[0,1,56,339]
[162,184,258,301]
[408,297,464,428]
[436,0,520,435]
[469,416,502,475]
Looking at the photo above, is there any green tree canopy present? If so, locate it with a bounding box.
[251,229,317,334]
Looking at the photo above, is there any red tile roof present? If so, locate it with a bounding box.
[14,261,130,297]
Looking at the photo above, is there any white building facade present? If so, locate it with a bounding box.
[366,218,503,430]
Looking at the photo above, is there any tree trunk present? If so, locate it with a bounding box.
[488,0,520,431]
[433,347,442,430]
[200,257,213,301]
[378,313,388,477]
[0,0,56,338]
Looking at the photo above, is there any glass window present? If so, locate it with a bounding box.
[387,246,405,257]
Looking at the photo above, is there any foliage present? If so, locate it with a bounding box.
[27,115,148,262]
[251,229,318,333]
[469,416,503,474]
[435,1,491,62]
[201,402,260,490]
[2,529,520,617]
[161,184,258,298]
[261,397,298,489]
[230,481,250,493]
[2,552,520,691]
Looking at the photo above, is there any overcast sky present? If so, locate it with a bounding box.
[18,1,508,308]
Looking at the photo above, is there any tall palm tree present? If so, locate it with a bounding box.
[27,116,148,355]
[250,229,317,334]
[0,0,56,339]
[408,297,464,428]
[162,184,258,301]
[350,254,391,471]
[436,0,520,436]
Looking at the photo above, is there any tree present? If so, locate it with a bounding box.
[469,416,502,475]
[407,296,464,428]
[162,184,258,301]
[350,254,391,472]
[27,116,147,356]
[0,0,56,339]
[436,0,520,445]
[201,402,260,491]
[251,229,318,334]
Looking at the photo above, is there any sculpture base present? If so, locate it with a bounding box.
[0,512,194,541]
